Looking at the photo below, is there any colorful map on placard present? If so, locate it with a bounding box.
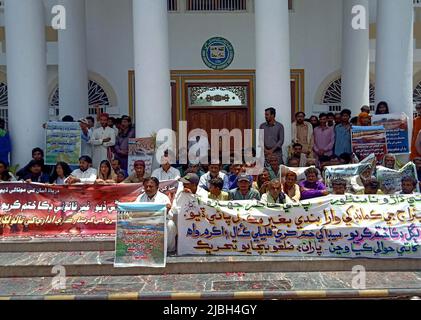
[115,203,166,268]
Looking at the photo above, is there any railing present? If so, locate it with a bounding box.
[168,0,178,11]
[0,106,7,129]
[312,104,376,114]
[186,0,247,12]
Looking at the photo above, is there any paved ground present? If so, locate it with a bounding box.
[0,271,420,299]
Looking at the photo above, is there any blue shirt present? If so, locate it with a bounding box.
[334,124,352,156]
[0,131,11,165]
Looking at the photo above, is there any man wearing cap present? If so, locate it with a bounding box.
[65,156,97,184]
[168,173,206,253]
[151,156,181,181]
[78,118,92,158]
[124,160,146,183]
[228,173,261,200]
[89,113,116,169]
[171,173,203,215]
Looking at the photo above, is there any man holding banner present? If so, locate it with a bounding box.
[135,177,177,253]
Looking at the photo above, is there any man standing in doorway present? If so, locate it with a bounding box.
[259,107,285,165]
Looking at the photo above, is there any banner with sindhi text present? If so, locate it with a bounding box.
[0,181,178,241]
[177,193,421,258]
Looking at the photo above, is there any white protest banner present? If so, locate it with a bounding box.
[376,162,419,194]
[177,193,421,258]
[324,154,376,194]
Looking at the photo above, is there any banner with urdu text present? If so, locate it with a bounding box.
[177,193,421,258]
[45,121,81,166]
[0,181,178,240]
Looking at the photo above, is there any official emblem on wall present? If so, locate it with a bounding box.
[201,37,234,70]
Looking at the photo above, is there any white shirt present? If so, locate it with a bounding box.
[135,191,171,204]
[151,166,181,181]
[66,167,97,184]
[89,126,116,169]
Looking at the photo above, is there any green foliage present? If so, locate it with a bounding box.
[8,164,19,175]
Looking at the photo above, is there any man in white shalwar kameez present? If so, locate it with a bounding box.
[89,113,116,169]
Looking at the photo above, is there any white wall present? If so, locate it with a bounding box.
[82,0,345,116]
[1,0,420,118]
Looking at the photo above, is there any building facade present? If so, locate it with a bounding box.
[0,0,419,166]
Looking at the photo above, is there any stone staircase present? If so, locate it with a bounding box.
[0,239,420,299]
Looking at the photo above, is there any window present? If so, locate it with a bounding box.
[0,82,7,106]
[50,80,110,107]
[186,0,247,11]
[188,84,248,107]
[168,0,178,11]
[413,80,421,104]
[322,78,375,111]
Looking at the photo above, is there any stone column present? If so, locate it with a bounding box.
[375,0,414,118]
[341,0,370,115]
[58,0,89,120]
[5,0,48,166]
[255,0,292,159]
[133,0,171,138]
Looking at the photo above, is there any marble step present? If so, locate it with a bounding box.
[0,271,421,300]
[0,251,421,278]
[0,239,114,252]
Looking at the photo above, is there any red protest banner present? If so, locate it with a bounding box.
[0,181,178,240]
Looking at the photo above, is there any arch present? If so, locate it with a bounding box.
[315,70,376,106]
[0,70,8,107]
[412,69,421,104]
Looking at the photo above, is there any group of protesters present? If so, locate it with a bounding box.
[0,101,420,200]
[1,102,421,251]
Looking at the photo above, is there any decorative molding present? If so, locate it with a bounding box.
[128,69,304,134]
